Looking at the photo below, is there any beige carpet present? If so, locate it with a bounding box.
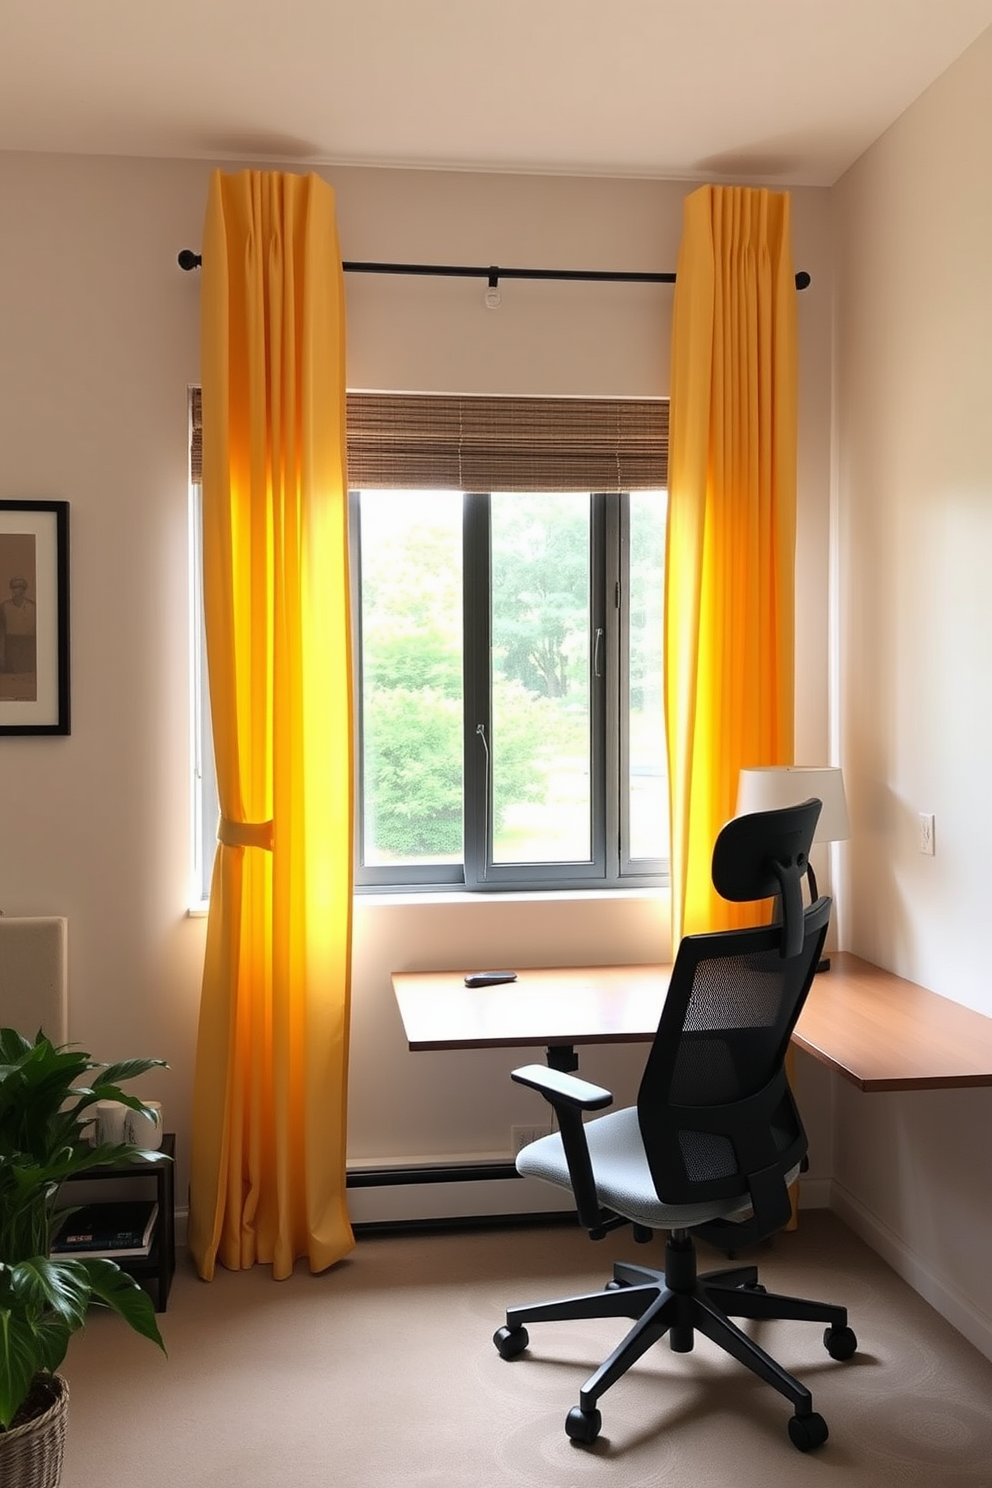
[60,1210,992,1486]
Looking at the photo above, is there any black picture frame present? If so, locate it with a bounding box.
[0,501,70,735]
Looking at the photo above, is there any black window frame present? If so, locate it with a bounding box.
[352,486,669,893]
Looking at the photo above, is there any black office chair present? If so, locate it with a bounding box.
[492,799,857,1452]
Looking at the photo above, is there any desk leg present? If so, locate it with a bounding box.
[546,1044,579,1073]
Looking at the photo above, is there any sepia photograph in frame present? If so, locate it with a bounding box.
[0,500,70,735]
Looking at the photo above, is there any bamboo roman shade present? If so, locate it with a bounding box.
[190,388,668,492]
[190,386,202,482]
[345,394,668,492]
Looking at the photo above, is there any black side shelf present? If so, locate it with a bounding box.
[58,1132,176,1311]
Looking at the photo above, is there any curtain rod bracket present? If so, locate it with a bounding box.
[485,267,502,310]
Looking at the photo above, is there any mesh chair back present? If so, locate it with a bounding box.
[636,895,830,1237]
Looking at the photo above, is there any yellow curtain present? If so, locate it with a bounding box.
[188,170,355,1281]
[665,184,798,947]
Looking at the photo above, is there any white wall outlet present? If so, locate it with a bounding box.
[919,812,935,856]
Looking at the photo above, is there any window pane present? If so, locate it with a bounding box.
[358,491,464,868]
[191,482,218,904]
[490,493,592,864]
[627,491,668,861]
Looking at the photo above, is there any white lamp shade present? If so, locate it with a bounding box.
[736,766,850,844]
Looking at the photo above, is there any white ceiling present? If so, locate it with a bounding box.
[2,0,992,186]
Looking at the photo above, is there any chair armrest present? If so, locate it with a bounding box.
[510,1064,613,1111]
[510,1065,616,1237]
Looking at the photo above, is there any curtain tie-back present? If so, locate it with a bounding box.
[217,816,274,851]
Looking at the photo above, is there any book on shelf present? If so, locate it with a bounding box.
[51,1199,159,1259]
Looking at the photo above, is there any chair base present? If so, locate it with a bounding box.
[494,1229,855,1450]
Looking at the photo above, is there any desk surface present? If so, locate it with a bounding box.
[392,963,671,1055]
[392,952,992,1093]
[792,952,992,1092]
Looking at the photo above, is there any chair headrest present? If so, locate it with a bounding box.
[711,799,822,958]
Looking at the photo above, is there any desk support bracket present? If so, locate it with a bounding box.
[546,1044,580,1073]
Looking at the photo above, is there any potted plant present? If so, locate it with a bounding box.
[0,1026,169,1486]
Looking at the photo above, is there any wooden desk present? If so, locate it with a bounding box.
[392,953,992,1092]
[793,952,992,1091]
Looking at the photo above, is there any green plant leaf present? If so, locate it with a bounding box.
[10,1256,89,1333]
[98,1060,168,1089]
[0,1306,42,1430]
[75,1258,166,1351]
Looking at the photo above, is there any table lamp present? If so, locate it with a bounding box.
[736,765,850,971]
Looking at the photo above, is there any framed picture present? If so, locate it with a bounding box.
[0,501,70,735]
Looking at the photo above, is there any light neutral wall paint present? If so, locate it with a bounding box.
[832,25,992,1354]
[0,152,834,1207]
[834,32,992,1014]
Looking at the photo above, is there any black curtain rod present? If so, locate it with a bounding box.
[177,249,811,291]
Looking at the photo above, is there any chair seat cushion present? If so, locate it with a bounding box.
[516,1106,797,1231]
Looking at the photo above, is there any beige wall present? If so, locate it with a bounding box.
[0,153,836,1207]
[832,25,992,1355]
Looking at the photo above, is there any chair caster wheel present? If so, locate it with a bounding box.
[823,1324,858,1360]
[565,1406,602,1445]
[493,1324,529,1359]
[788,1411,829,1452]
[604,1279,625,1290]
[741,1281,766,1293]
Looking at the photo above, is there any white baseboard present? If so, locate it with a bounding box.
[830,1180,992,1365]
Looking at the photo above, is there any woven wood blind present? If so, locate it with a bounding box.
[190,389,668,492]
[190,386,202,483]
[346,393,667,492]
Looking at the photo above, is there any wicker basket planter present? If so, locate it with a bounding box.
[0,1374,69,1488]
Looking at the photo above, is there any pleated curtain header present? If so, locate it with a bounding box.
[191,388,669,492]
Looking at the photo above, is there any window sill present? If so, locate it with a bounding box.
[189,885,670,917]
[355,885,669,909]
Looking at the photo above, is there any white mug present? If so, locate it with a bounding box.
[95,1099,127,1145]
[124,1100,163,1150]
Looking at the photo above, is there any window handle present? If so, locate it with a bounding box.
[593,627,605,679]
[476,723,490,880]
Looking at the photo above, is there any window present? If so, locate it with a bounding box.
[190,391,669,900]
[188,389,219,904]
[348,395,669,892]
